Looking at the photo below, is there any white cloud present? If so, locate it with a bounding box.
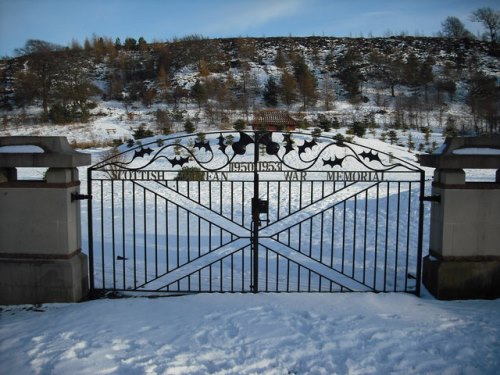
[203,0,305,35]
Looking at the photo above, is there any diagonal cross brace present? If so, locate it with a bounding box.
[260,238,373,292]
[260,182,378,237]
[137,238,251,291]
[135,181,251,238]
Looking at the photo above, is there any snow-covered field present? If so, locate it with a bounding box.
[1,292,500,375]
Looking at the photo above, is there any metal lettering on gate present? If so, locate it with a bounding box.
[88,131,424,295]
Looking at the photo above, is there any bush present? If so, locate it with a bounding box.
[317,114,332,132]
[175,166,205,181]
[133,124,154,139]
[49,103,71,124]
[184,120,196,133]
[233,119,246,131]
[347,121,366,137]
[312,127,322,138]
[333,133,345,143]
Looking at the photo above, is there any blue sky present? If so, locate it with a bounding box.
[1,0,498,57]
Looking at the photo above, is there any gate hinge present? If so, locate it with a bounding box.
[71,192,92,201]
[422,195,440,203]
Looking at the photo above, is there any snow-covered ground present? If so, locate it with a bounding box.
[1,292,499,375]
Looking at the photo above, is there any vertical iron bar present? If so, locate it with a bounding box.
[330,206,335,268]
[297,265,301,292]
[287,259,290,292]
[309,218,313,257]
[132,182,136,289]
[198,269,201,291]
[405,182,412,291]
[298,222,302,254]
[308,270,311,292]
[416,172,425,296]
[111,181,116,289]
[384,182,390,292]
[241,182,245,227]
[353,195,357,278]
[187,211,190,262]
[100,181,105,289]
[242,247,245,291]
[166,198,169,272]
[275,253,279,292]
[209,264,212,292]
[266,181,270,223]
[155,195,158,278]
[209,222,212,252]
[176,206,180,268]
[220,181,223,245]
[231,253,234,292]
[122,181,126,289]
[341,200,346,273]
[198,216,201,258]
[299,180,303,209]
[251,133,260,293]
[143,189,147,282]
[220,259,223,292]
[231,181,234,222]
[87,168,94,293]
[265,247,269,292]
[320,212,324,263]
[308,181,314,204]
[277,181,281,220]
[363,190,368,285]
[374,183,380,289]
[209,181,212,211]
[394,182,401,291]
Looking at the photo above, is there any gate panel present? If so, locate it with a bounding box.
[88,131,424,295]
[255,180,422,292]
[90,178,254,293]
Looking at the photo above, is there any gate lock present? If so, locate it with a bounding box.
[252,197,269,226]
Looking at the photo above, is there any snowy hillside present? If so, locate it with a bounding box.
[1,36,499,147]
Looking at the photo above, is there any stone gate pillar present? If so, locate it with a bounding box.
[0,137,91,304]
[419,136,500,300]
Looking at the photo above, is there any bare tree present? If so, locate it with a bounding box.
[470,7,500,52]
[441,16,474,39]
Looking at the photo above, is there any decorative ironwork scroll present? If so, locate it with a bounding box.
[92,131,421,176]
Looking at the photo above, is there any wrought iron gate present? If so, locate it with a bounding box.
[88,131,424,295]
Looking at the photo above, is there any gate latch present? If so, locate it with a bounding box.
[71,192,92,201]
[252,198,269,225]
[253,197,269,214]
[422,195,440,203]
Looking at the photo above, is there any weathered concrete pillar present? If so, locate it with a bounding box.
[0,137,91,304]
[420,136,500,300]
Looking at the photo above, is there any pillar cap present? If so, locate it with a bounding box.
[419,136,500,169]
[0,136,91,168]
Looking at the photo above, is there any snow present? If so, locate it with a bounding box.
[1,292,499,375]
[0,145,45,153]
[453,148,500,155]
